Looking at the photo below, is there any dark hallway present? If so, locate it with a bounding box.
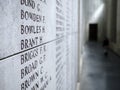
[80,42,120,90]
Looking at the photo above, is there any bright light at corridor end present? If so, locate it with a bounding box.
[90,3,105,22]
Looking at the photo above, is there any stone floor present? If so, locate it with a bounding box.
[79,42,120,90]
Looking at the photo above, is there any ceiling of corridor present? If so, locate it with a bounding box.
[82,0,106,23]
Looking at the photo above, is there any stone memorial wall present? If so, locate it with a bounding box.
[0,0,78,90]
